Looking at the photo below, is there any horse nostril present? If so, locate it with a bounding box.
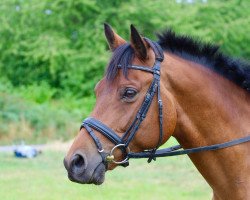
[70,153,88,175]
[73,154,84,168]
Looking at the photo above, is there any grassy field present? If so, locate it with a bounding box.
[0,144,211,200]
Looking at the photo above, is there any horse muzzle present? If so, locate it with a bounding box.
[63,151,106,185]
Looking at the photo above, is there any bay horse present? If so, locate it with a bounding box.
[64,24,250,200]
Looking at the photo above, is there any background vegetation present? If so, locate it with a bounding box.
[0,0,249,143]
[0,149,211,200]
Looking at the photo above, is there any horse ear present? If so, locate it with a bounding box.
[104,23,126,51]
[130,24,148,60]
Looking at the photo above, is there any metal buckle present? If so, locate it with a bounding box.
[98,148,104,153]
[106,144,130,164]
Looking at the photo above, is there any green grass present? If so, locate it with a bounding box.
[0,149,211,200]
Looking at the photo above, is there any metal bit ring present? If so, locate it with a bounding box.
[106,144,130,164]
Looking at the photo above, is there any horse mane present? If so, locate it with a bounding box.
[158,29,250,92]
[106,29,250,92]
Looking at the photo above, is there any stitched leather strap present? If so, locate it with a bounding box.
[128,135,250,159]
[82,117,123,145]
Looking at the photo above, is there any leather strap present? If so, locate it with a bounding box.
[82,117,123,145]
[82,124,104,152]
[128,135,250,159]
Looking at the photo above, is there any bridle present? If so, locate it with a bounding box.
[80,38,250,168]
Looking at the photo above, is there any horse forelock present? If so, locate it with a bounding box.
[106,43,135,81]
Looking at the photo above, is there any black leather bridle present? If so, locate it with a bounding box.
[80,38,250,168]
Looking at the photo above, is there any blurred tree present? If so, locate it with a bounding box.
[0,0,249,97]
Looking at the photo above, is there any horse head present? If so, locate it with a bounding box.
[63,24,177,184]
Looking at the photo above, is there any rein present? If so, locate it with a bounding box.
[80,38,250,168]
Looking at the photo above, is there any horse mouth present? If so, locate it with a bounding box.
[89,162,106,185]
[68,162,106,185]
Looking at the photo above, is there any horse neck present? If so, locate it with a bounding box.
[161,53,250,199]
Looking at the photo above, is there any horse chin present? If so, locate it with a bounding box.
[68,162,106,185]
[90,162,106,185]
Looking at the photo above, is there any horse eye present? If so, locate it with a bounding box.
[123,88,138,100]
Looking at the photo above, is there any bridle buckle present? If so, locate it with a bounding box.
[106,155,114,162]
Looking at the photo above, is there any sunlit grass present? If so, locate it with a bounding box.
[0,148,211,200]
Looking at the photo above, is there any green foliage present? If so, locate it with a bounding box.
[0,80,95,143]
[0,94,72,143]
[0,0,249,97]
[17,82,56,103]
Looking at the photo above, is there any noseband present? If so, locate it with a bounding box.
[80,38,250,168]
